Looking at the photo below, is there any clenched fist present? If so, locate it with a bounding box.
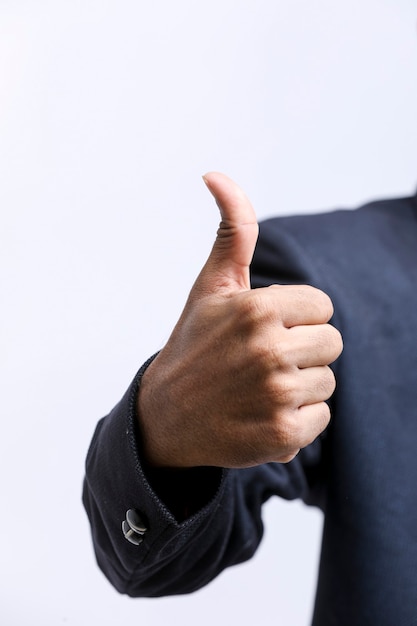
[137,172,343,468]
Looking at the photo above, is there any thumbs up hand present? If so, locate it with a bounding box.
[138,173,343,469]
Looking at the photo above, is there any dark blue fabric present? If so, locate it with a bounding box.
[83,193,417,625]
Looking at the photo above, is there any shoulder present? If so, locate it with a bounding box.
[252,194,417,285]
[258,194,417,251]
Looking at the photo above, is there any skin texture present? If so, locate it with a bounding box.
[137,172,343,469]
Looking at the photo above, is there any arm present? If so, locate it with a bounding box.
[83,366,324,597]
[83,173,342,596]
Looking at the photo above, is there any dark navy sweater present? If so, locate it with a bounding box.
[83,193,417,625]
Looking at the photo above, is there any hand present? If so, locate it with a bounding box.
[137,172,343,468]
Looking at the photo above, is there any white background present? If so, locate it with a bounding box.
[1,1,417,624]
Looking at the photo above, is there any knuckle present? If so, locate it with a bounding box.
[237,290,268,327]
[298,403,331,449]
[332,327,344,356]
[268,340,294,371]
[266,373,299,407]
[270,403,332,462]
[314,326,334,352]
[300,411,329,445]
[245,337,295,376]
[327,368,337,395]
[316,289,334,320]
[316,324,343,362]
[316,402,331,431]
[317,367,337,399]
[304,285,334,320]
[325,323,343,347]
[272,409,303,449]
[275,450,300,464]
[247,337,274,370]
[216,220,238,241]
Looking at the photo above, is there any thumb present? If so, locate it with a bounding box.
[199,171,259,293]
